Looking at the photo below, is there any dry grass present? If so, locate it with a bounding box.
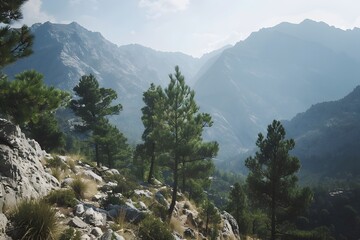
[83,178,98,200]
[170,216,185,237]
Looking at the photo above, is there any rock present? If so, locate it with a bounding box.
[80,234,91,240]
[100,229,124,240]
[76,203,85,216]
[134,189,152,198]
[106,169,120,175]
[221,211,240,240]
[69,216,88,229]
[61,177,74,187]
[107,204,145,224]
[155,191,169,208]
[186,211,197,228]
[0,118,59,212]
[91,227,103,237]
[138,201,147,210]
[83,170,103,183]
[184,228,196,238]
[0,213,7,235]
[84,207,106,227]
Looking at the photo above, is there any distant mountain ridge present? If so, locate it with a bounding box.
[4,19,360,167]
[283,85,360,179]
[194,19,360,161]
[3,21,222,141]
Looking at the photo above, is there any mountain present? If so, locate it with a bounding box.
[194,19,360,162]
[3,22,223,142]
[4,20,360,166]
[283,86,360,180]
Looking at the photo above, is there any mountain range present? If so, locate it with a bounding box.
[4,19,360,173]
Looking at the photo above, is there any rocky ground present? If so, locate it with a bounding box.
[0,118,240,240]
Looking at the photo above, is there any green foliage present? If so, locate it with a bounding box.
[245,120,313,240]
[138,215,174,240]
[45,189,77,207]
[226,182,250,235]
[70,74,123,167]
[200,199,221,236]
[59,228,82,240]
[0,0,33,67]
[101,193,125,208]
[150,203,168,222]
[0,70,69,125]
[70,177,88,200]
[47,156,67,170]
[9,199,59,240]
[109,175,137,198]
[93,118,131,168]
[139,66,218,217]
[27,113,66,152]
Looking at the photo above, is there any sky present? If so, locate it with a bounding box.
[19,0,360,57]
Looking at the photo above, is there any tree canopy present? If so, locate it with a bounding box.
[0,0,33,68]
[245,120,313,240]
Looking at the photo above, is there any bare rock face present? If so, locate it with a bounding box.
[0,118,60,213]
[221,211,241,240]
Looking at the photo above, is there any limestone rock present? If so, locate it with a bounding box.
[69,216,88,229]
[221,211,240,240]
[0,118,59,212]
[84,207,106,227]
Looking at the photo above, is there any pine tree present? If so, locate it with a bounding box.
[161,66,218,217]
[0,0,33,67]
[70,74,122,167]
[138,83,165,183]
[245,120,313,240]
[200,199,221,236]
[0,70,69,125]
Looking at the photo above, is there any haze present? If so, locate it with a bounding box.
[20,0,360,57]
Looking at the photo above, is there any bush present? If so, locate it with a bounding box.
[150,203,168,221]
[59,227,81,240]
[70,177,88,200]
[101,193,125,208]
[110,175,137,198]
[9,199,59,240]
[47,156,67,170]
[138,216,174,240]
[45,189,77,207]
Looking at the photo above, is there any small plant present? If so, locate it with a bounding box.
[111,175,137,198]
[101,193,125,208]
[67,159,77,173]
[45,189,77,207]
[70,177,88,200]
[47,156,67,170]
[51,167,62,181]
[59,227,82,240]
[150,202,168,221]
[8,199,59,240]
[138,215,174,240]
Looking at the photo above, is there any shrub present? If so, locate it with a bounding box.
[47,156,67,170]
[59,227,82,240]
[51,167,62,181]
[150,203,168,222]
[45,189,77,207]
[70,177,88,200]
[111,175,137,198]
[9,199,59,240]
[101,193,125,208]
[138,216,174,240]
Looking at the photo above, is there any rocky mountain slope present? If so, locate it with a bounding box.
[283,85,360,180]
[3,22,220,142]
[194,19,360,161]
[0,119,240,239]
[4,20,360,166]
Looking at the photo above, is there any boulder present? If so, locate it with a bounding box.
[221,211,240,240]
[91,227,103,237]
[0,118,59,212]
[83,170,103,183]
[69,216,88,229]
[0,213,7,235]
[100,229,124,240]
[107,204,145,224]
[84,207,106,227]
[75,203,85,216]
[184,228,196,238]
[155,191,169,208]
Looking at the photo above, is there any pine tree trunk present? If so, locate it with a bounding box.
[271,186,276,240]
[168,156,178,218]
[95,142,100,167]
[147,142,155,183]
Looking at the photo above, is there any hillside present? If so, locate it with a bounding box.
[283,85,360,180]
[194,19,360,161]
[4,20,360,164]
[3,22,220,142]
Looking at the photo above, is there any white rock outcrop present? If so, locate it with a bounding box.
[0,118,60,213]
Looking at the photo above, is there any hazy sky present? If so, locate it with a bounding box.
[19,0,360,57]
